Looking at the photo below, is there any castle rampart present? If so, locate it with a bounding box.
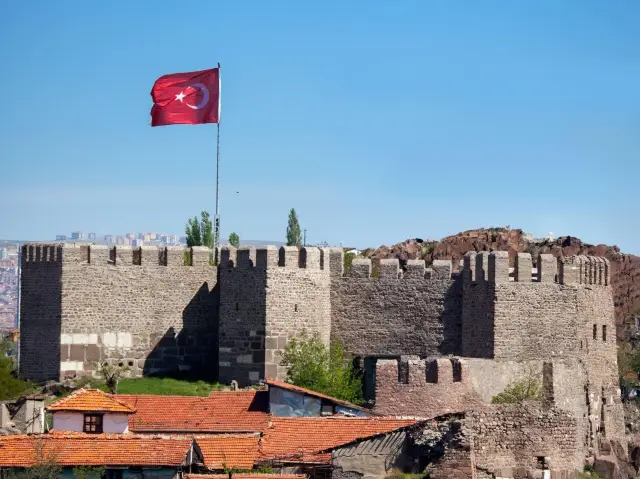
[218,246,330,386]
[372,356,485,417]
[330,250,462,358]
[20,244,218,382]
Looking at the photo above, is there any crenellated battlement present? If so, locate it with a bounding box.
[21,243,214,267]
[558,255,610,286]
[376,356,468,385]
[341,257,453,280]
[461,251,609,286]
[219,245,327,270]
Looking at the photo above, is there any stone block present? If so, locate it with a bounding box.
[88,334,98,345]
[266,364,278,379]
[277,337,287,349]
[249,371,260,382]
[60,334,72,345]
[116,332,132,348]
[69,345,85,362]
[102,332,117,348]
[72,333,89,345]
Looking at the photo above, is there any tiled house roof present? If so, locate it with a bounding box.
[46,389,136,414]
[0,433,194,467]
[259,417,417,463]
[118,390,269,432]
[196,435,261,469]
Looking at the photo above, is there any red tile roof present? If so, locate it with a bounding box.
[196,435,260,469]
[0,433,192,467]
[259,417,417,463]
[265,378,370,414]
[46,389,136,414]
[117,391,269,433]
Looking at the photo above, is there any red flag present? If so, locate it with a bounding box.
[150,68,220,126]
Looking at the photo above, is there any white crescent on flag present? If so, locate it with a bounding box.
[186,83,209,110]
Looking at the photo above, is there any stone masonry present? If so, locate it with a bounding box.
[19,245,624,474]
[19,244,217,382]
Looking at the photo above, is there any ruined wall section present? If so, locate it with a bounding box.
[373,357,485,417]
[330,249,461,357]
[20,243,218,381]
[218,246,331,386]
[469,404,583,475]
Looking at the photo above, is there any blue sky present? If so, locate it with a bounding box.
[1,1,638,253]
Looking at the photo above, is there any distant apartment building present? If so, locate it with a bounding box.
[70,231,83,240]
[104,235,114,243]
[127,233,136,241]
[55,235,67,241]
[132,239,144,247]
[88,233,96,240]
[142,233,152,242]
[0,249,7,260]
[116,236,131,245]
[169,235,178,245]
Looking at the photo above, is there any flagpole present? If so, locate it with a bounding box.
[214,63,221,258]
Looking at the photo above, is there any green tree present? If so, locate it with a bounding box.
[491,365,543,404]
[229,232,240,248]
[95,362,130,394]
[73,467,105,479]
[185,210,214,248]
[286,208,302,247]
[0,340,35,400]
[281,331,363,404]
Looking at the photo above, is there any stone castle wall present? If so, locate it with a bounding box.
[372,357,485,417]
[469,403,583,476]
[330,251,462,357]
[19,244,218,382]
[218,246,331,386]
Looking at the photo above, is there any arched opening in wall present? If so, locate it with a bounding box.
[363,357,377,402]
[294,304,298,312]
[602,325,607,342]
[451,358,462,382]
[601,392,607,437]
[593,324,597,340]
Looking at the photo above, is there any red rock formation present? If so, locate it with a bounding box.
[367,228,640,336]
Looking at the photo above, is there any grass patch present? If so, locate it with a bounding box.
[70,376,224,396]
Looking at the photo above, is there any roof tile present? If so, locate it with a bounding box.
[47,389,136,414]
[259,417,417,463]
[118,391,269,433]
[0,433,191,467]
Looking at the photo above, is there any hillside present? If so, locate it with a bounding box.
[364,227,640,337]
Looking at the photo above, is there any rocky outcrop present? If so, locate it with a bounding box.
[366,228,640,337]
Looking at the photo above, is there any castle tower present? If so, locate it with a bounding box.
[218,246,331,386]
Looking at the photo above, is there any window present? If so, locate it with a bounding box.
[593,324,597,340]
[602,325,607,342]
[83,414,103,433]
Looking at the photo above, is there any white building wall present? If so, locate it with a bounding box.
[52,412,129,433]
[104,413,129,433]
[52,412,83,432]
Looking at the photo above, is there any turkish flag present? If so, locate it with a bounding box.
[150,68,220,126]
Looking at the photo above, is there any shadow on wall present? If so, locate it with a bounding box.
[142,281,219,381]
[19,246,63,383]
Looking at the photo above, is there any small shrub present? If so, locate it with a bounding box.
[281,331,363,405]
[95,362,130,394]
[491,365,543,404]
